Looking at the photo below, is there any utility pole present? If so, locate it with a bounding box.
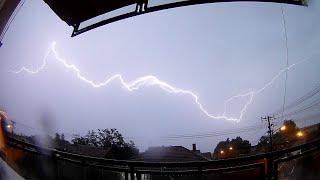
[261,116,275,179]
[261,116,275,152]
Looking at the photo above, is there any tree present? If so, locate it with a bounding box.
[213,136,251,159]
[61,134,65,141]
[274,120,300,149]
[97,128,125,148]
[53,133,69,149]
[257,135,269,152]
[257,120,300,151]
[110,140,139,160]
[71,128,139,160]
[72,131,99,147]
[85,130,99,147]
[71,135,88,146]
[281,120,299,137]
[54,133,60,141]
[231,136,251,154]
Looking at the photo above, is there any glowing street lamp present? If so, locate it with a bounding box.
[296,131,304,138]
[6,123,14,134]
[280,125,286,131]
[220,150,224,155]
[229,146,233,150]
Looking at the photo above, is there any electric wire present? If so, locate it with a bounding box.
[280,4,290,122]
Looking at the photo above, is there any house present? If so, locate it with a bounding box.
[56,143,112,158]
[131,145,208,162]
[191,143,212,160]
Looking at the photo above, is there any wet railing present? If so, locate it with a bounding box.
[2,133,320,180]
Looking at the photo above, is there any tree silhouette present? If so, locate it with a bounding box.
[71,128,138,160]
[257,120,300,151]
[213,136,251,159]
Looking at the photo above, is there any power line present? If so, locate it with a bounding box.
[280,4,289,122]
[272,84,320,115]
[293,113,320,123]
[261,116,275,151]
[164,124,266,140]
[165,124,263,138]
[276,98,320,119]
[279,98,320,118]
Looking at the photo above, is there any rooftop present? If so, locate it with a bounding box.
[131,146,208,162]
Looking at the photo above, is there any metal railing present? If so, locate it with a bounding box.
[2,134,320,180]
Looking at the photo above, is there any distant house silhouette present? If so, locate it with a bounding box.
[131,145,207,162]
[190,143,212,160]
[57,143,112,158]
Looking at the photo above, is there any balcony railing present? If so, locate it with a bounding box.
[2,133,320,180]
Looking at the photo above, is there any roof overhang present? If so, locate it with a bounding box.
[43,0,307,37]
[0,0,21,46]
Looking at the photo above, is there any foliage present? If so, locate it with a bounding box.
[281,120,299,136]
[257,120,300,151]
[71,128,138,159]
[213,136,251,159]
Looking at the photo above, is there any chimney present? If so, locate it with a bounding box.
[192,144,196,152]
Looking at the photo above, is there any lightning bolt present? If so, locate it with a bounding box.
[10,42,315,122]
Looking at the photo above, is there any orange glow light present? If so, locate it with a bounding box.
[229,147,233,150]
[220,150,224,154]
[296,131,304,137]
[280,125,286,131]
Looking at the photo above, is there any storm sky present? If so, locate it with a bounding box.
[0,0,319,151]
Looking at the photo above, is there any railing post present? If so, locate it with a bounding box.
[136,172,141,180]
[130,166,134,180]
[81,159,87,180]
[198,166,203,180]
[259,161,266,179]
[274,161,278,180]
[53,153,59,180]
[125,171,129,180]
[198,166,202,176]
[266,155,275,180]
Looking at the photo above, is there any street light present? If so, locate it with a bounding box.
[229,146,233,150]
[220,150,224,155]
[6,124,13,134]
[280,125,286,131]
[296,131,304,138]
